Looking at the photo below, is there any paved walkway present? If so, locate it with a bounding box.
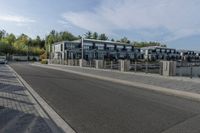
[0,64,58,133]
[37,63,200,95]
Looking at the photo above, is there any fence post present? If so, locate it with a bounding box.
[135,60,137,72]
[190,64,193,79]
[145,61,148,73]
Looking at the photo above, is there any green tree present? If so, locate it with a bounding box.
[92,32,98,39]
[120,37,130,43]
[59,31,78,41]
[98,33,108,40]
[134,41,164,48]
[13,34,29,55]
[45,30,78,54]
[0,42,14,56]
[0,30,6,39]
[1,33,16,45]
[111,38,115,42]
[84,31,92,39]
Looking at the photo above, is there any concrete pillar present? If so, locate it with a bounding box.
[74,59,78,66]
[120,60,130,72]
[79,59,87,67]
[79,59,83,67]
[62,52,64,60]
[125,60,130,71]
[71,60,73,66]
[160,61,176,76]
[95,60,104,69]
[68,59,72,66]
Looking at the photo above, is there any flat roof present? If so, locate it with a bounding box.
[83,39,132,46]
[177,49,196,53]
[52,38,134,46]
[141,46,175,50]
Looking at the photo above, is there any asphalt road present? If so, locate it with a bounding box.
[10,63,200,133]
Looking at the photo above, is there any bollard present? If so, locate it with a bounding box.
[190,65,193,79]
[119,60,130,72]
[79,59,82,67]
[145,61,148,73]
[134,60,137,72]
[90,60,92,67]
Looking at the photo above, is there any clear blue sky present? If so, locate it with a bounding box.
[0,0,200,50]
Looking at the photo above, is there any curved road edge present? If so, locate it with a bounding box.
[8,64,76,133]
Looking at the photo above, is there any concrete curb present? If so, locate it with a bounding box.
[32,63,200,102]
[8,65,76,133]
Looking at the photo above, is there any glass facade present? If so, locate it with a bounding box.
[52,39,139,61]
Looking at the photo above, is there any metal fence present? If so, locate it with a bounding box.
[129,61,160,74]
[83,60,96,68]
[50,59,200,79]
[176,61,200,78]
[102,60,120,70]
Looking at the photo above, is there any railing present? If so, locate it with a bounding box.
[51,59,80,66]
[83,60,96,68]
[50,59,200,79]
[176,61,200,78]
[129,61,160,74]
[103,60,120,70]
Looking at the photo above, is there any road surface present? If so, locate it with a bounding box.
[10,63,200,133]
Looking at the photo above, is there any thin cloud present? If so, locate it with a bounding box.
[57,20,72,28]
[0,14,35,23]
[62,0,200,41]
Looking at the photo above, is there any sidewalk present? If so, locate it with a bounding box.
[0,64,62,133]
[33,63,200,100]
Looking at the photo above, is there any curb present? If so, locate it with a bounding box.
[7,65,76,133]
[32,63,200,102]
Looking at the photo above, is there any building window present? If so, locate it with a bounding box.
[167,49,170,53]
[156,49,160,53]
[95,43,104,50]
[126,46,132,51]
[117,45,124,51]
[107,44,115,51]
[83,42,93,50]
[83,45,93,50]
[161,49,166,53]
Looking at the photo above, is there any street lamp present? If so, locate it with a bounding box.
[49,44,51,64]
[81,36,84,67]
[27,43,29,62]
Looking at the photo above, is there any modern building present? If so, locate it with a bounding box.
[141,46,178,61]
[177,50,197,61]
[51,39,200,63]
[51,38,143,62]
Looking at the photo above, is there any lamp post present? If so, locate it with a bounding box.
[27,43,29,62]
[49,44,51,64]
[81,36,84,67]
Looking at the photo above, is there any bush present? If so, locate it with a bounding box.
[41,59,48,64]
[40,51,47,60]
[15,58,20,61]
[32,57,37,61]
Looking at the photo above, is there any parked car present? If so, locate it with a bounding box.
[0,57,8,64]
